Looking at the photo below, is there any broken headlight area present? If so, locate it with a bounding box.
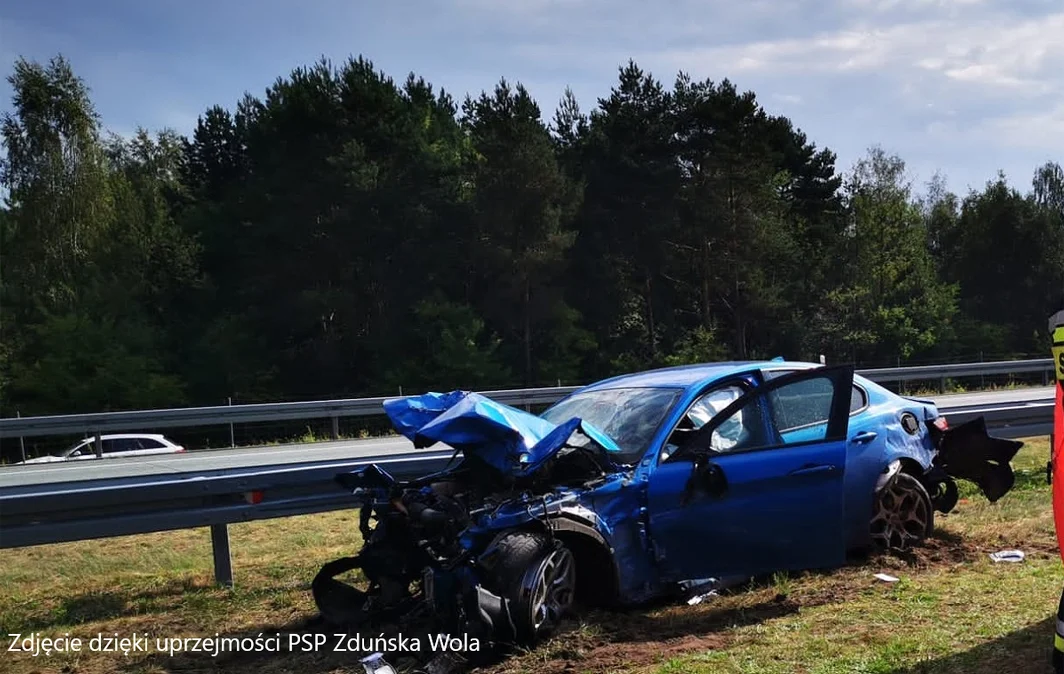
[314,427,619,664]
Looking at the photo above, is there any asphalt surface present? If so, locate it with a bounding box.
[1,387,1054,490]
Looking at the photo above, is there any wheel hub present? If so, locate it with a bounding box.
[528,546,576,634]
[871,477,930,552]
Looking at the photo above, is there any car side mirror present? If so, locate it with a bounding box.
[680,454,728,505]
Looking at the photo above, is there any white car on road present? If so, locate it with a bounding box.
[18,434,186,464]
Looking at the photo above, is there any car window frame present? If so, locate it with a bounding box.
[65,440,93,457]
[763,367,868,418]
[663,365,855,463]
[656,377,756,465]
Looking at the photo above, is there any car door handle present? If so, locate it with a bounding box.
[789,464,837,477]
[851,431,878,444]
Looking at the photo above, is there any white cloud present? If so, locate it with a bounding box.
[840,0,987,11]
[655,11,1064,97]
[4,0,1059,195]
[981,104,1064,152]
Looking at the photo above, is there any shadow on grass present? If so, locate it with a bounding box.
[108,530,1005,674]
[8,577,300,632]
[888,616,1055,674]
[725,528,983,600]
[8,578,202,632]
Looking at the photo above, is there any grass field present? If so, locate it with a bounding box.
[1,437,1059,674]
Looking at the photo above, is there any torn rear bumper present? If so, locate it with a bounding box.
[932,417,1024,502]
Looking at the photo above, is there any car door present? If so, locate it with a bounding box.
[646,365,854,582]
[100,438,131,459]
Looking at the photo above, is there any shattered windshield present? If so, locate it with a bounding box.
[540,387,683,464]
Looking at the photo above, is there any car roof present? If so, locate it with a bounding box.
[575,360,822,393]
[77,433,168,442]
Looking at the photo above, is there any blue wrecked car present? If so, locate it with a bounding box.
[313,361,1022,652]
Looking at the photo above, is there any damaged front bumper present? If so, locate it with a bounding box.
[312,552,518,641]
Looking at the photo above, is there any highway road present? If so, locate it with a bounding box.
[1,386,1054,490]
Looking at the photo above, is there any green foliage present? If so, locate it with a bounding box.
[461,78,583,384]
[382,294,511,391]
[7,312,185,414]
[1,53,1061,427]
[1,55,115,314]
[933,167,1064,353]
[663,326,730,367]
[811,148,958,363]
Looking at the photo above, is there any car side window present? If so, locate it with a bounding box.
[139,438,165,449]
[688,385,745,429]
[765,369,866,416]
[850,385,867,413]
[102,439,136,453]
[662,384,748,461]
[769,377,834,437]
[697,372,840,454]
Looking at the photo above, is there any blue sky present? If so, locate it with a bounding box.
[2,0,1062,197]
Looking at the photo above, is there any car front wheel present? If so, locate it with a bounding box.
[486,531,577,646]
[870,473,934,552]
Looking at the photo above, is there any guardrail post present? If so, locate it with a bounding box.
[17,411,26,463]
[939,377,946,394]
[94,433,102,458]
[211,524,234,587]
[331,415,339,440]
[228,397,235,448]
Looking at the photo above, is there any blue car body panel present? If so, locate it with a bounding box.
[384,391,622,477]
[367,360,950,605]
[646,438,847,580]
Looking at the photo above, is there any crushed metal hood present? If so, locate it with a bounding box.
[383,391,623,477]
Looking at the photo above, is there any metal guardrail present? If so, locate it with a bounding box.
[860,358,1056,388]
[0,359,1054,588]
[0,359,1054,440]
[0,386,582,439]
[0,393,1055,587]
[0,449,457,586]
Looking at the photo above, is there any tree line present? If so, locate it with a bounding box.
[2,54,1062,416]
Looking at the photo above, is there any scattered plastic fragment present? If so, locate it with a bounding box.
[988,550,1025,563]
[361,653,397,674]
[687,590,719,605]
[874,573,900,582]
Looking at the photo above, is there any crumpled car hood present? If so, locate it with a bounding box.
[383,390,623,477]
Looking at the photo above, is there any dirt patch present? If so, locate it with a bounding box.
[893,533,984,568]
[525,632,730,674]
[974,531,1059,559]
[478,596,800,674]
[839,530,983,573]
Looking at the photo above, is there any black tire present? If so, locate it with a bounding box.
[928,476,959,513]
[870,472,934,552]
[485,531,576,646]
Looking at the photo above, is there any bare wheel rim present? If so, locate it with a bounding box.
[528,547,576,634]
[870,478,930,552]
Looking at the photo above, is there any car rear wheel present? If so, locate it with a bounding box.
[486,531,576,646]
[870,473,934,552]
